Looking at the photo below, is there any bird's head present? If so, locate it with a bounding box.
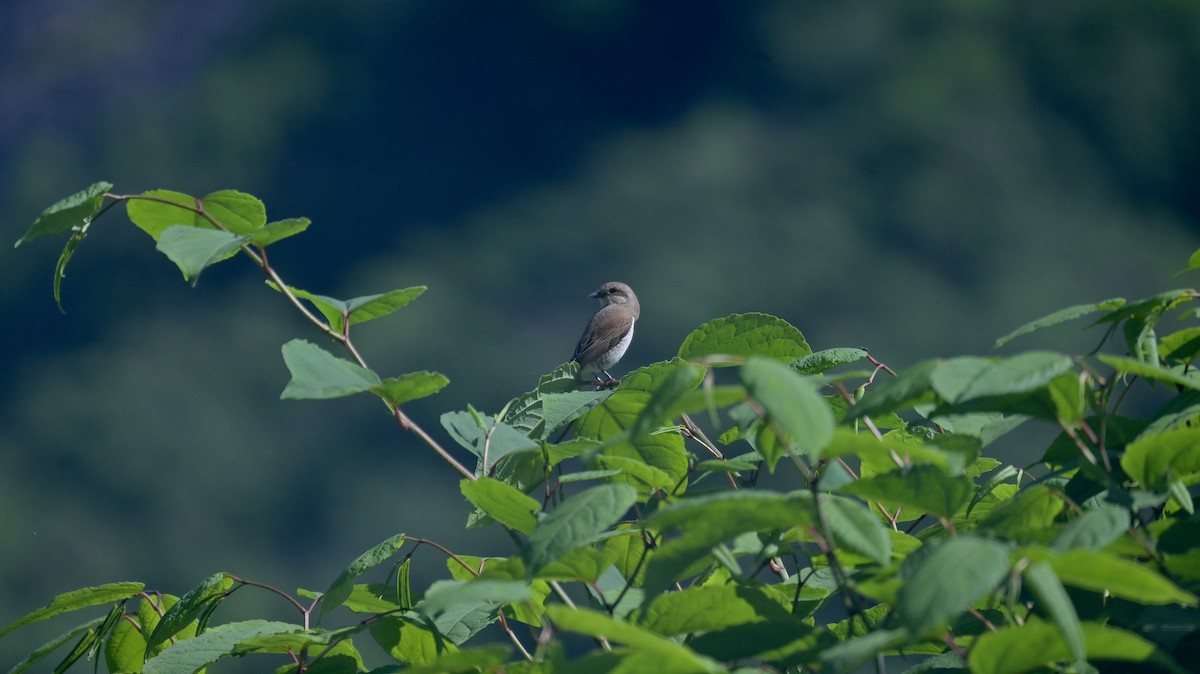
[590,281,637,308]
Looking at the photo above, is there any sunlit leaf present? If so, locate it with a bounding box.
[320,533,407,620]
[142,620,296,674]
[199,190,267,235]
[994,298,1126,348]
[1121,427,1200,491]
[372,371,450,406]
[15,181,113,247]
[460,477,540,534]
[968,618,1188,674]
[0,581,143,637]
[250,217,310,246]
[836,465,972,519]
[789,347,869,374]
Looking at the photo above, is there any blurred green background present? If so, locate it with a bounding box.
[2,0,1199,667]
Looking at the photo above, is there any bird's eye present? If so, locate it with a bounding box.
[608,288,618,294]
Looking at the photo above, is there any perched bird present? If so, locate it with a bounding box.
[571,282,640,386]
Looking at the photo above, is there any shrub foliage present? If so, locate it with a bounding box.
[4,183,1199,673]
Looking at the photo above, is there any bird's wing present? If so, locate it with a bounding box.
[572,306,632,364]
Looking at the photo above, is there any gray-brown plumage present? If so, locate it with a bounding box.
[572,282,639,385]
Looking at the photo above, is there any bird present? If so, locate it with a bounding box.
[571,281,640,387]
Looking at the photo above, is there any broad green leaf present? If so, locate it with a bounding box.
[400,645,512,674]
[929,356,994,401]
[688,620,834,665]
[740,357,834,467]
[1030,548,1199,606]
[627,362,705,441]
[1022,562,1085,665]
[235,625,361,653]
[125,190,197,239]
[250,217,310,246]
[789,347,869,374]
[576,361,693,493]
[1099,354,1200,391]
[1097,289,1194,324]
[537,547,613,583]
[642,491,814,596]
[819,628,909,673]
[280,339,381,399]
[320,533,406,620]
[142,620,296,674]
[979,484,1064,539]
[524,484,637,573]
[545,606,723,673]
[895,535,1011,635]
[199,190,266,235]
[820,429,958,473]
[1121,427,1200,491]
[7,617,105,674]
[500,362,586,438]
[418,579,533,616]
[266,282,348,332]
[994,298,1126,348]
[0,581,143,637]
[368,616,449,665]
[844,359,938,420]
[639,584,789,636]
[677,313,811,364]
[343,287,426,326]
[836,465,972,519]
[1052,503,1129,551]
[273,640,364,674]
[1160,326,1200,362]
[953,351,1075,402]
[968,618,1188,674]
[15,181,113,247]
[592,454,675,494]
[155,225,247,283]
[820,494,891,565]
[460,477,540,534]
[372,371,450,407]
[539,391,612,439]
[145,573,233,654]
[440,411,539,473]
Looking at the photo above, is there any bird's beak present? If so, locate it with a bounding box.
[589,289,604,299]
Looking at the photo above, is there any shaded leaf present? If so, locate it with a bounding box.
[7,617,105,674]
[0,581,143,637]
[371,371,450,407]
[146,573,233,654]
[1099,354,1200,391]
[845,359,938,420]
[895,535,1011,635]
[967,618,1187,674]
[15,181,113,247]
[789,347,869,374]
[1052,503,1130,551]
[321,533,407,620]
[460,477,540,534]
[1022,561,1085,665]
[142,620,296,674]
[524,484,637,574]
[741,357,834,468]
[545,606,722,673]
[155,225,247,283]
[821,494,892,565]
[280,339,381,400]
[994,298,1126,348]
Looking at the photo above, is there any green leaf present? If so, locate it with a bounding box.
[344,287,427,327]
[1022,561,1085,665]
[677,313,812,364]
[789,347,869,374]
[371,371,450,407]
[198,190,267,235]
[538,391,612,439]
[440,411,539,473]
[979,484,1064,539]
[155,225,247,283]
[266,283,348,332]
[994,298,1126,348]
[545,606,723,673]
[1122,427,1200,491]
[953,351,1075,402]
[821,494,892,565]
[639,584,788,636]
[320,533,407,620]
[1099,354,1200,391]
[740,357,834,468]
[142,620,296,674]
[368,616,447,666]
[524,484,637,574]
[250,217,310,246]
[52,228,89,313]
[1033,548,1198,606]
[642,491,815,596]
[7,617,105,674]
[280,339,382,399]
[819,628,909,673]
[400,645,512,674]
[836,465,972,519]
[460,477,540,534]
[627,362,705,442]
[1052,503,1130,551]
[145,573,234,654]
[15,181,113,247]
[125,190,197,239]
[967,618,1188,674]
[1160,326,1200,363]
[820,428,959,473]
[0,581,143,637]
[418,579,533,617]
[845,359,938,420]
[895,534,1011,636]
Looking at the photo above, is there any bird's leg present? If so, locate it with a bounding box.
[597,370,620,390]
